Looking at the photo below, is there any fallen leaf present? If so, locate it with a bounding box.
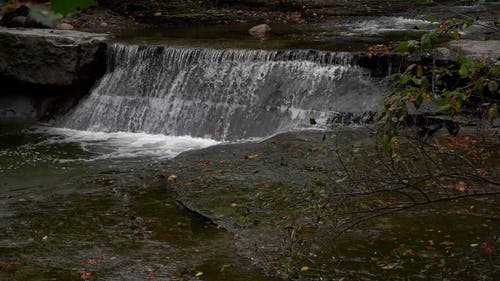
[0,261,20,269]
[380,263,398,270]
[310,146,323,152]
[168,175,177,181]
[402,249,414,256]
[477,169,488,176]
[86,259,100,265]
[80,272,91,280]
[245,153,260,160]
[300,265,309,271]
[195,271,204,277]
[453,182,466,192]
[417,65,423,77]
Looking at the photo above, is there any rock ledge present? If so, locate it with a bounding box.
[0,28,107,87]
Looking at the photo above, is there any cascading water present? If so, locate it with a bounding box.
[59,43,384,141]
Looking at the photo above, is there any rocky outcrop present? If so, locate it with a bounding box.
[0,28,107,87]
[248,23,271,37]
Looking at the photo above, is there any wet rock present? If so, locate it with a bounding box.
[448,40,500,62]
[1,5,29,27]
[461,20,498,40]
[0,28,108,87]
[56,22,74,30]
[248,23,271,37]
[10,16,26,27]
[0,96,37,120]
[434,47,456,62]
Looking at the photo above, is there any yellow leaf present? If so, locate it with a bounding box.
[245,153,260,160]
[417,65,423,77]
[195,271,204,277]
[488,106,497,120]
[300,266,309,271]
[168,174,177,181]
[422,91,431,103]
[380,263,398,270]
[86,258,100,265]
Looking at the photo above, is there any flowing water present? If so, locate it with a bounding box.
[4,14,495,280]
[1,42,383,280]
[116,16,439,51]
[59,44,383,141]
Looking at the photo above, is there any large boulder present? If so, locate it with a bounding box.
[0,28,107,87]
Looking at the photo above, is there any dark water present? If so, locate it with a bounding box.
[115,16,439,52]
[0,123,278,281]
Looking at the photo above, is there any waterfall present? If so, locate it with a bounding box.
[59,43,384,141]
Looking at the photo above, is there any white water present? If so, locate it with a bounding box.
[39,127,220,161]
[58,44,383,141]
[341,17,438,35]
[49,44,385,159]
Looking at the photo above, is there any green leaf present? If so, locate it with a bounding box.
[488,81,498,93]
[412,77,422,86]
[474,80,484,98]
[51,0,96,16]
[420,33,437,50]
[439,104,453,115]
[458,57,477,78]
[458,64,469,78]
[415,92,424,108]
[396,41,410,52]
[407,40,420,52]
[453,27,461,41]
[492,63,500,75]
[451,91,467,102]
[488,105,497,120]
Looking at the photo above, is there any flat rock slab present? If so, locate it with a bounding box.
[161,130,371,278]
[156,128,500,280]
[0,28,107,87]
[448,40,500,61]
